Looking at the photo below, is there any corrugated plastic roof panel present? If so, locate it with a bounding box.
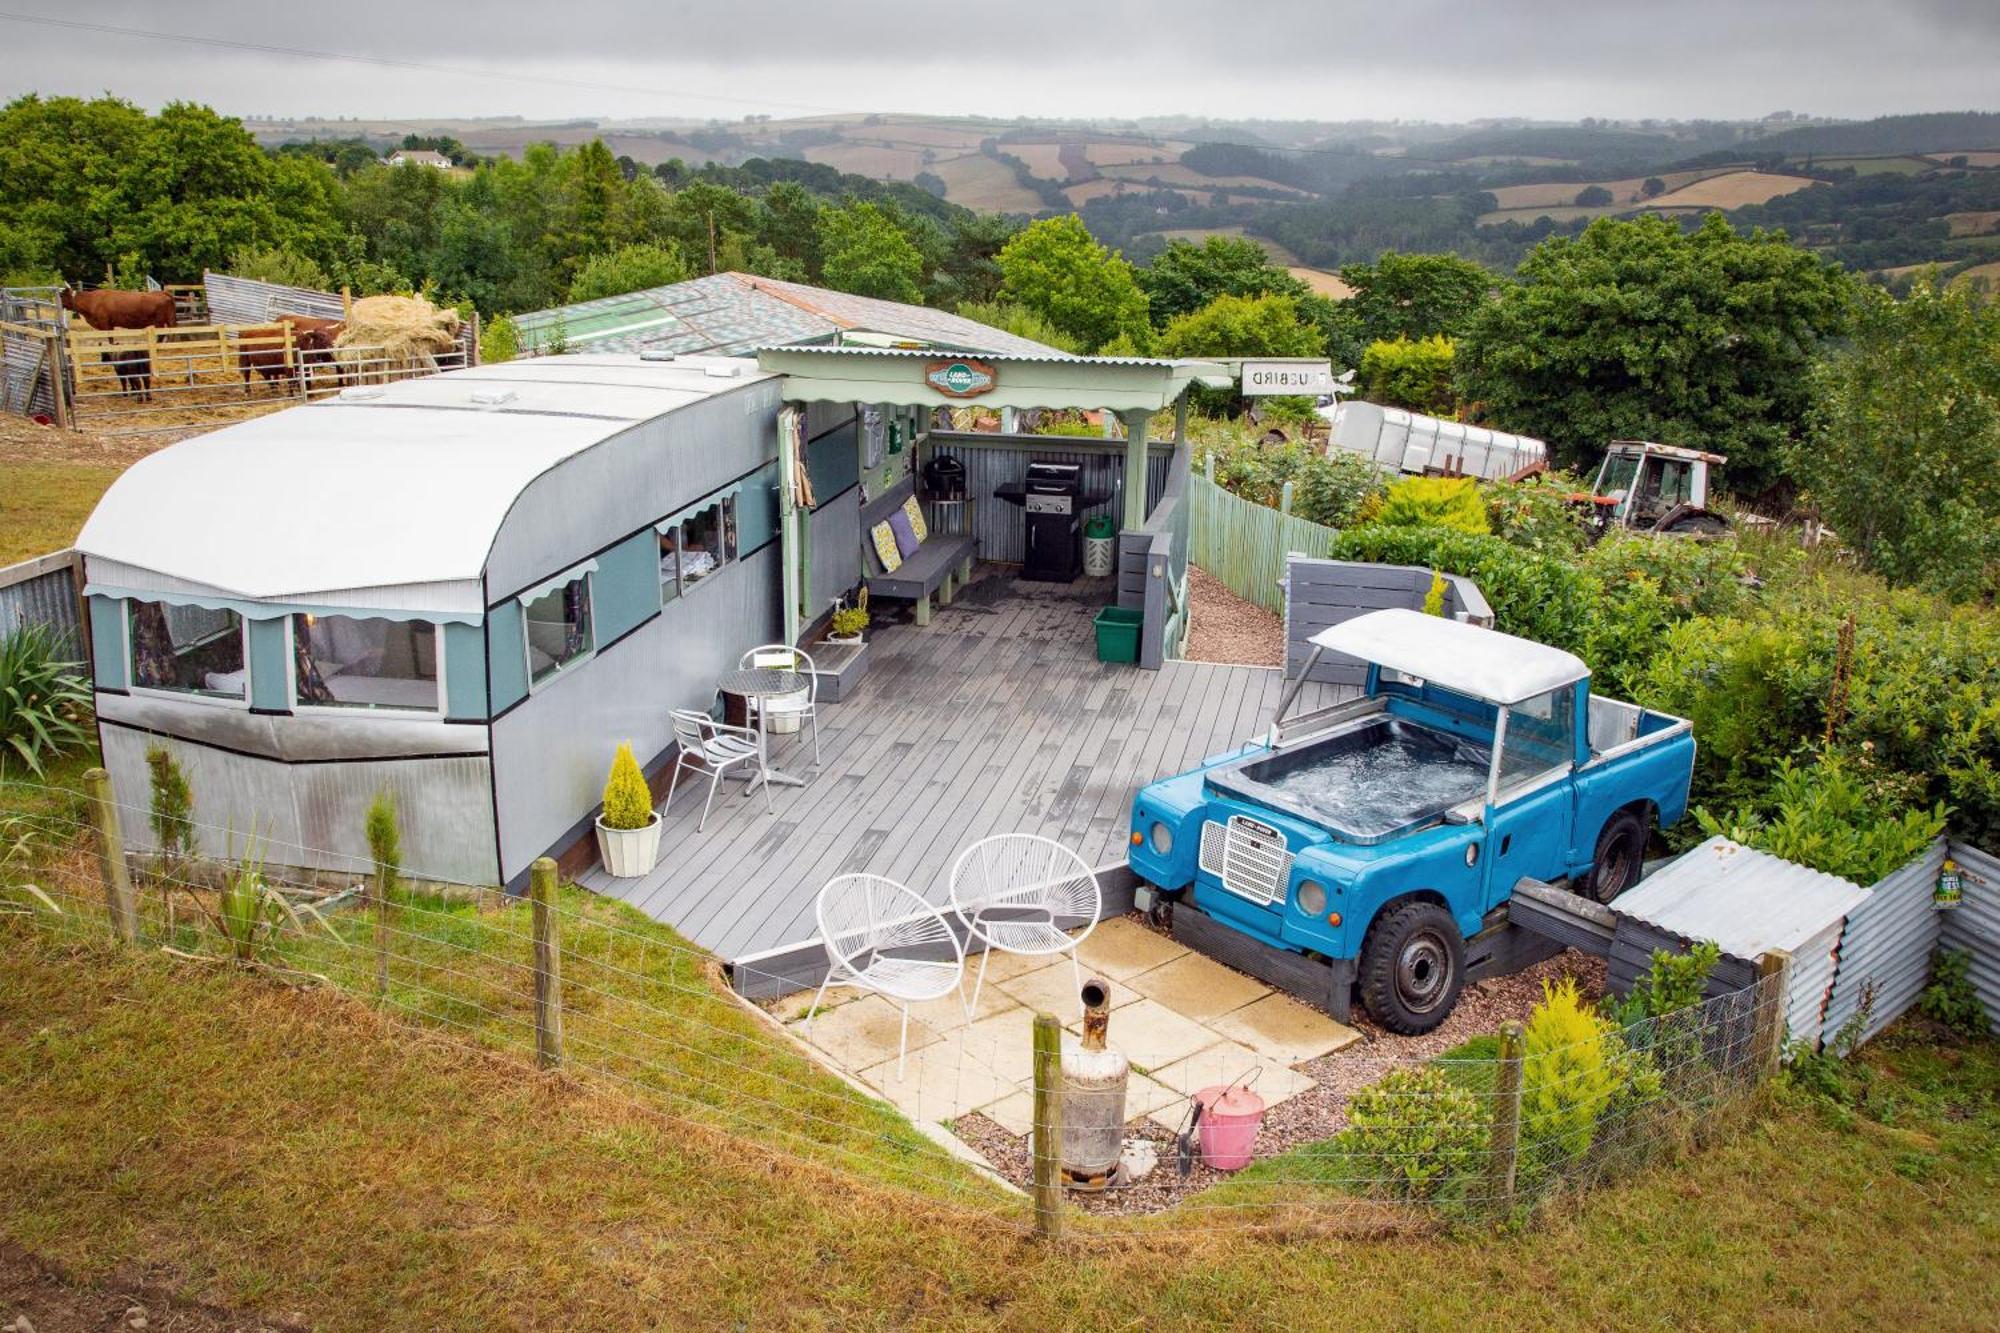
[1615,836,1870,959]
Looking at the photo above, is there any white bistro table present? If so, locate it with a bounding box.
[717,666,811,794]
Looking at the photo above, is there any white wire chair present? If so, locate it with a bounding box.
[664,707,768,833]
[739,643,820,766]
[807,873,967,1079]
[948,833,1101,1020]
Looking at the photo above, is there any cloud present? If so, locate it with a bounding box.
[0,0,1994,123]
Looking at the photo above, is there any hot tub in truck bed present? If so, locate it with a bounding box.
[1129,609,1695,1033]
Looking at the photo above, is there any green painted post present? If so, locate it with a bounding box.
[1120,409,1151,531]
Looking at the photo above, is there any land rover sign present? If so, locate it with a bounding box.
[1240,360,1336,397]
[925,358,997,398]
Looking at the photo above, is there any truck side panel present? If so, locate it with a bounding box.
[1569,729,1696,876]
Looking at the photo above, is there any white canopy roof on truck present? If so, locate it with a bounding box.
[1307,608,1587,705]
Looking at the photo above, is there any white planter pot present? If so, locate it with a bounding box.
[763,688,809,733]
[595,811,663,878]
[827,631,865,647]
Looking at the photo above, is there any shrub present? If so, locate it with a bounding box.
[1482,473,1589,555]
[1358,334,1456,415]
[1578,533,1747,697]
[365,790,403,898]
[1520,978,1623,1176]
[1370,475,1490,534]
[1696,756,1947,884]
[1334,1065,1488,1201]
[1421,569,1447,616]
[0,625,92,778]
[145,745,196,869]
[1330,526,1596,654]
[1919,948,1988,1037]
[1196,425,1384,529]
[601,743,654,831]
[1624,941,1721,1021]
[228,245,329,290]
[480,314,520,364]
[568,242,691,304]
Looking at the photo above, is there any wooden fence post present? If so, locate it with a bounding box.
[1491,1019,1525,1209]
[83,767,136,945]
[1031,1010,1064,1240]
[531,857,564,1069]
[1279,480,1294,516]
[372,859,391,1001]
[1754,949,1792,1080]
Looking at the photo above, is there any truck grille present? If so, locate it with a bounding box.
[1198,816,1293,906]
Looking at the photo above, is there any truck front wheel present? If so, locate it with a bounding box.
[1358,901,1465,1035]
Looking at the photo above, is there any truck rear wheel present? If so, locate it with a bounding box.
[1358,901,1464,1035]
[1583,809,1648,904]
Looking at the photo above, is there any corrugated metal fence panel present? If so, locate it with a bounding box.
[1823,840,1946,1047]
[1942,840,2000,1033]
[924,433,1169,566]
[0,553,82,658]
[2,319,58,419]
[202,272,480,364]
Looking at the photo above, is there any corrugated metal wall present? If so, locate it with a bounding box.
[0,553,83,658]
[1822,840,1947,1046]
[1942,840,2000,1034]
[202,271,479,363]
[922,434,1171,566]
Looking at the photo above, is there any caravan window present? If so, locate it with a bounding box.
[128,600,245,700]
[677,496,736,587]
[658,526,684,605]
[293,615,440,712]
[523,574,593,686]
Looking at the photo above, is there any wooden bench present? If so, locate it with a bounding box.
[859,477,975,627]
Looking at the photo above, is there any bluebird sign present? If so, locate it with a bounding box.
[1241,360,1336,397]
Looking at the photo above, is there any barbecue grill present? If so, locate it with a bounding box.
[996,462,1111,582]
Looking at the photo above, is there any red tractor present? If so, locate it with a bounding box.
[1575,441,1731,538]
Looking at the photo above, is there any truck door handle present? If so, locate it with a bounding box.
[1500,834,1512,855]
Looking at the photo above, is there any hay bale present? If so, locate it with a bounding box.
[334,294,461,376]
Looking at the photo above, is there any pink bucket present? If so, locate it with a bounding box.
[1194,1082,1266,1171]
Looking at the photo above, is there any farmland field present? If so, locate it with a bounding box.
[1931,150,2000,168]
[1289,266,1356,299]
[1005,142,1073,179]
[1946,210,2000,237]
[1802,154,1937,175]
[1097,161,1309,194]
[802,141,924,179]
[1646,170,1818,209]
[1082,138,1189,167]
[1143,227,1303,267]
[1484,169,1725,210]
[1957,259,2000,291]
[928,153,1047,212]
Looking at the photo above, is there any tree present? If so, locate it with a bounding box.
[1641,177,1667,198]
[954,300,1083,354]
[1575,185,1615,207]
[1456,214,1853,491]
[759,180,824,279]
[1359,336,1457,416]
[568,242,690,303]
[1336,250,1495,344]
[817,202,925,303]
[1157,292,1324,360]
[997,214,1151,352]
[228,245,329,290]
[1796,277,2000,600]
[1138,235,1308,326]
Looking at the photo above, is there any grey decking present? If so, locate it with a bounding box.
[584,569,1343,964]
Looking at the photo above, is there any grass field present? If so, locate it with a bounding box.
[802,141,924,179]
[2,917,1993,1330]
[1646,170,1818,209]
[1946,210,2000,237]
[929,153,1048,212]
[0,461,122,564]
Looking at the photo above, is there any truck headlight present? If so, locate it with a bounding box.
[1149,821,1173,855]
[1295,879,1327,915]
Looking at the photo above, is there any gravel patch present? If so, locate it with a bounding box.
[951,912,1608,1217]
[1182,564,1285,666]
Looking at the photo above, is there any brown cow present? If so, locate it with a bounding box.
[105,348,152,402]
[59,285,177,331]
[237,321,340,394]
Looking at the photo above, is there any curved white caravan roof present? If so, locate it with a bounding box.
[1322,400,1546,482]
[75,354,774,617]
[1308,608,1586,705]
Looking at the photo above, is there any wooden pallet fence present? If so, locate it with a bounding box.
[1187,467,1341,614]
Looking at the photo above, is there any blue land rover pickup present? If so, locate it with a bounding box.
[1128,608,1695,1033]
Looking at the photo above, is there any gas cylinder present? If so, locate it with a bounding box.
[1059,976,1130,1186]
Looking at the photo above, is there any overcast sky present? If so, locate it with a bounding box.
[2,1,1994,126]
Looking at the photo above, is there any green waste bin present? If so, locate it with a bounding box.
[1094,606,1143,664]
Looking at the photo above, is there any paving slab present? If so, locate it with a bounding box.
[1144,1040,1317,1130]
[793,992,944,1070]
[1072,917,1189,982]
[902,977,1018,1029]
[768,984,864,1024]
[1068,997,1222,1074]
[858,1045,1016,1125]
[1205,992,1362,1065]
[995,960,1139,1018]
[1126,949,1270,1022]
[957,1007,1046,1087]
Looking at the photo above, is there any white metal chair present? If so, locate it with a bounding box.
[664,707,768,832]
[806,873,967,1079]
[739,644,820,765]
[949,834,1102,1020]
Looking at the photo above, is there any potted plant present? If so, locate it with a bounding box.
[595,742,662,877]
[828,586,869,645]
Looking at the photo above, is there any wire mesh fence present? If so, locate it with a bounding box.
[0,771,1789,1240]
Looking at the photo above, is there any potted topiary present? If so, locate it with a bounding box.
[595,742,661,877]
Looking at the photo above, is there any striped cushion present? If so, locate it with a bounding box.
[902,495,929,543]
[871,521,903,573]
